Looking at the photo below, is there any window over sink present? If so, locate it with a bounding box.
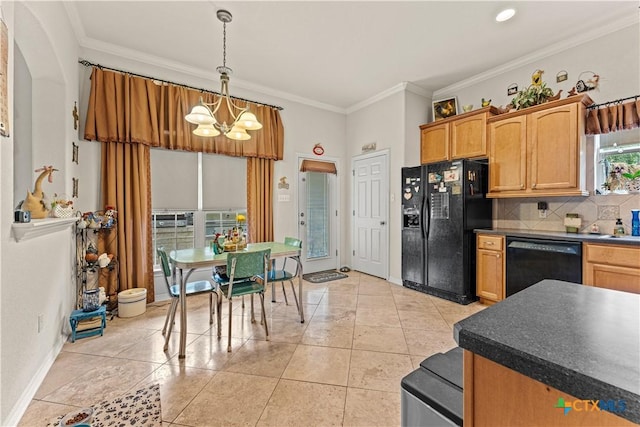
[594,129,640,194]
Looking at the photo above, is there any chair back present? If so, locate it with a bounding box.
[156,248,173,291]
[227,249,271,282]
[284,237,302,249]
[281,237,302,271]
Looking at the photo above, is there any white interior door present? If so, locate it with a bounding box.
[352,151,389,279]
[298,160,339,273]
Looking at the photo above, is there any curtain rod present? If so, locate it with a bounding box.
[587,94,639,110]
[78,59,284,111]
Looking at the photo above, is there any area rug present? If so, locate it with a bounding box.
[303,270,348,283]
[48,383,162,426]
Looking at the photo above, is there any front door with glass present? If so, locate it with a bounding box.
[298,168,338,273]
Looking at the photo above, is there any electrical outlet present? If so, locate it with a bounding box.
[539,210,547,219]
[37,314,44,333]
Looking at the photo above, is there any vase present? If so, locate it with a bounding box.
[632,210,640,237]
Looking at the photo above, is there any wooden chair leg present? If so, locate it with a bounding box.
[260,293,269,341]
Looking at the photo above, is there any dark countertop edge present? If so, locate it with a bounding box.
[474,228,640,246]
[455,327,640,424]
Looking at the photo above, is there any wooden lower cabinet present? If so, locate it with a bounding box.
[463,351,636,427]
[583,243,640,294]
[476,234,505,304]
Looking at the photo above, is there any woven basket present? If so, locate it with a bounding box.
[53,204,75,218]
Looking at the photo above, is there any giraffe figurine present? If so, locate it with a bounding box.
[22,165,58,218]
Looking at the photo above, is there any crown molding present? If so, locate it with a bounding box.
[78,36,347,115]
[433,14,639,97]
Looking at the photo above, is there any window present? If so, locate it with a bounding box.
[305,172,330,259]
[594,129,640,194]
[150,148,247,265]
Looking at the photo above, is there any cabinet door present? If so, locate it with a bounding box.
[451,113,487,159]
[476,248,504,301]
[420,123,449,164]
[585,263,640,294]
[528,103,578,190]
[488,116,526,192]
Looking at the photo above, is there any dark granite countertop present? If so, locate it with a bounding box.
[475,228,640,246]
[454,280,640,424]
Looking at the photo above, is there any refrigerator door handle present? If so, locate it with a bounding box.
[422,192,430,239]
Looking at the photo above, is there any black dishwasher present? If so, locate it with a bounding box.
[506,236,582,297]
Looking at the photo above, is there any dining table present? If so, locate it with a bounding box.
[169,242,304,358]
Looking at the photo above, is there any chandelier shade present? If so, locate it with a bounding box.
[185,9,262,141]
[193,123,221,137]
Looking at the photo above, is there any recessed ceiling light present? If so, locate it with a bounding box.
[496,8,516,22]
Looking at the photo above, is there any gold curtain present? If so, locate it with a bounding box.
[586,99,640,135]
[85,68,284,159]
[247,157,274,243]
[101,142,153,302]
[84,66,283,300]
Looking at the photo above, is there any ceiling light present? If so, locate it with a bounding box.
[495,8,516,22]
[185,9,262,140]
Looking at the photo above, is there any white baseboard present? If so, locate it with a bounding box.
[4,336,65,426]
[387,276,402,286]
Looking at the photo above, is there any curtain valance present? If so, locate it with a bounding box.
[84,67,284,160]
[300,159,337,174]
[586,98,640,135]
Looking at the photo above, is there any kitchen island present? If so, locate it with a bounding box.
[455,279,639,426]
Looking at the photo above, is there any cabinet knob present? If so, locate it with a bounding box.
[496,254,501,258]
[532,183,537,189]
[486,241,494,245]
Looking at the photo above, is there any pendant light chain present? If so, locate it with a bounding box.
[222,21,227,70]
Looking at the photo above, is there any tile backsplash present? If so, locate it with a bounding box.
[495,194,640,235]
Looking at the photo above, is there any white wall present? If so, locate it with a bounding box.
[345,91,404,280]
[1,2,79,425]
[434,23,640,115]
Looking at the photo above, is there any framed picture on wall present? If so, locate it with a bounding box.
[432,97,458,121]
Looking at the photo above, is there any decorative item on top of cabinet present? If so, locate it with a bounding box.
[420,106,499,164]
[487,95,593,198]
[476,234,505,304]
[583,243,640,294]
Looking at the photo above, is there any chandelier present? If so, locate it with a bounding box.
[185,9,262,141]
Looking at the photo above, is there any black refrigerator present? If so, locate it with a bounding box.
[401,160,492,304]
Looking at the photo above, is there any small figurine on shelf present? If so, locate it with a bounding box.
[103,206,117,228]
[85,242,99,264]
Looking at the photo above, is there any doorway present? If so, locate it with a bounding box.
[298,156,339,274]
[351,150,389,279]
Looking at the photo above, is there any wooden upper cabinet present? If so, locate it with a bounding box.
[420,107,497,164]
[420,123,449,164]
[487,95,592,198]
[451,112,489,159]
[529,103,578,191]
[488,116,527,193]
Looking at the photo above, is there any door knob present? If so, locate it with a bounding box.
[380,221,386,225]
[300,221,305,226]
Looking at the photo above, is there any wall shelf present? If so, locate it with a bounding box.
[11,217,78,242]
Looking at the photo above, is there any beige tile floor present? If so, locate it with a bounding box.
[19,271,486,427]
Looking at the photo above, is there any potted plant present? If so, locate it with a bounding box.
[622,169,640,193]
[510,82,556,110]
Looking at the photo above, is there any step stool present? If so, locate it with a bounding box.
[69,305,106,342]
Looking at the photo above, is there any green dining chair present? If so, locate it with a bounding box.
[157,248,218,351]
[215,248,271,352]
[259,237,302,310]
